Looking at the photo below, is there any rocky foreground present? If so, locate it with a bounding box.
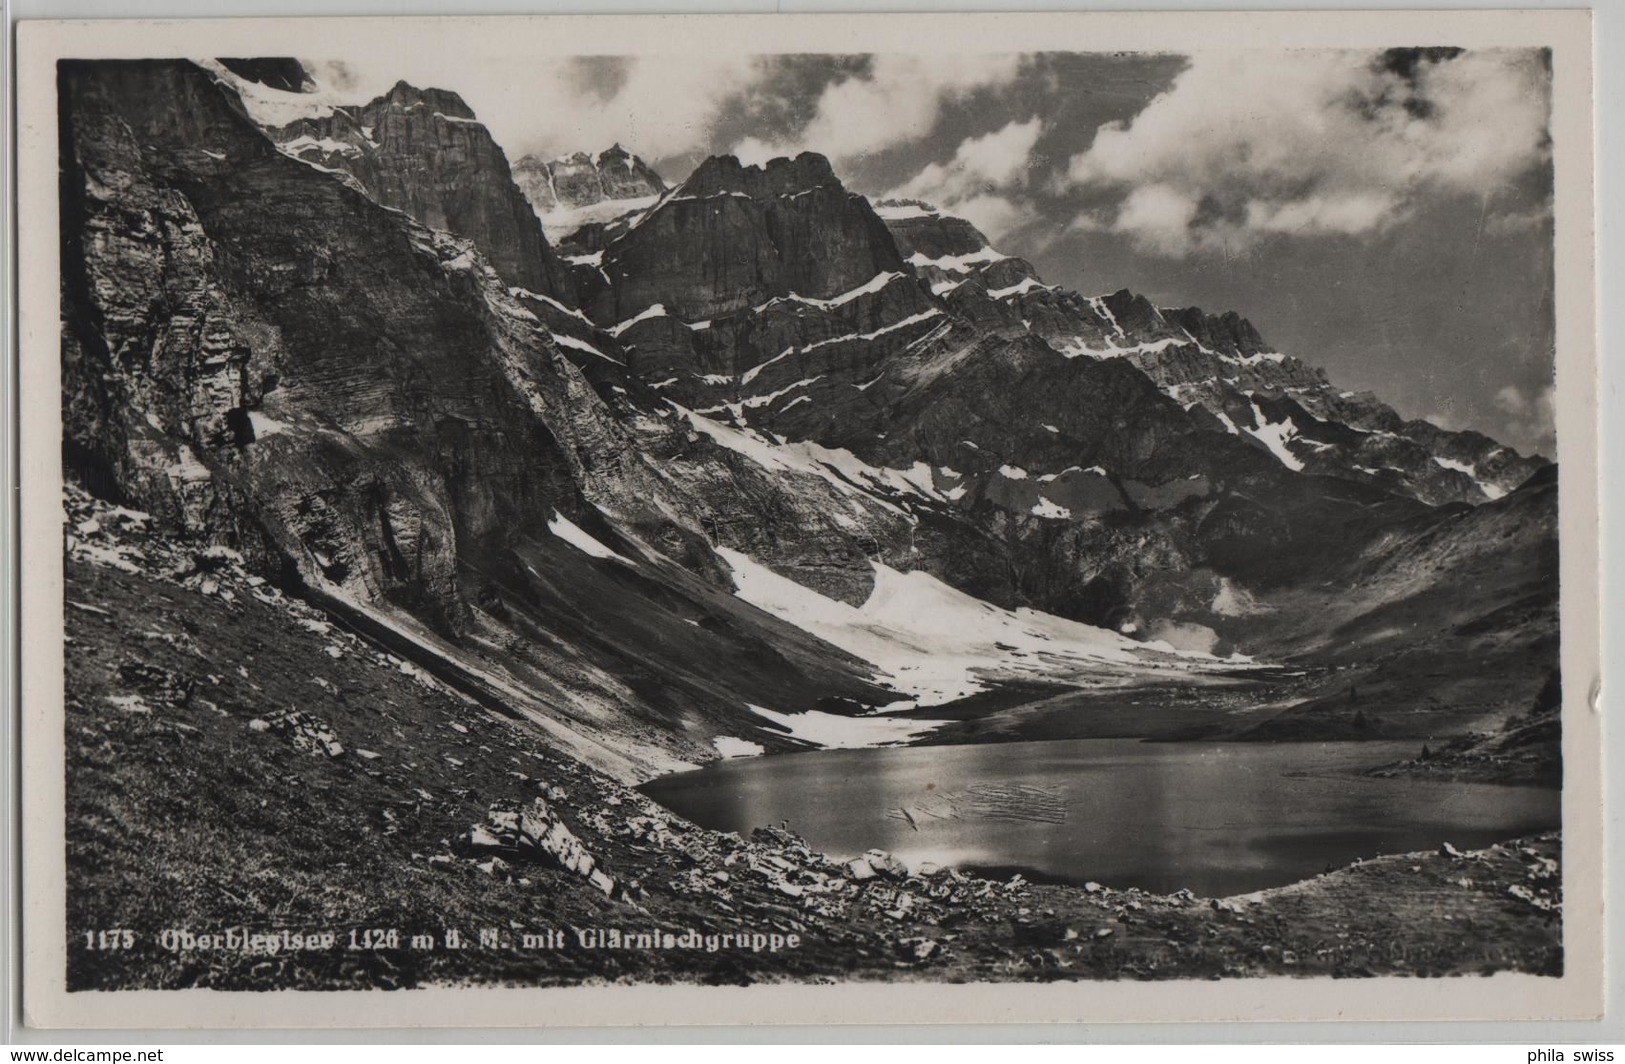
[64,488,1562,989]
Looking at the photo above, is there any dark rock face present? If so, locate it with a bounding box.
[584,153,908,323]
[1162,306,1270,357]
[271,80,575,299]
[547,145,1553,669]
[61,61,603,631]
[214,58,312,93]
[513,144,666,214]
[61,60,1025,776]
[878,199,991,261]
[871,206,1547,507]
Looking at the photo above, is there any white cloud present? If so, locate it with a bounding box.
[1422,409,1469,433]
[905,117,1044,196]
[1495,383,1554,419]
[1112,184,1201,255]
[303,54,766,165]
[732,135,793,168]
[1063,49,1551,256]
[1484,203,1555,237]
[1244,192,1400,237]
[948,194,1026,242]
[1494,383,1557,454]
[734,54,1023,166]
[886,117,1043,240]
[535,55,763,162]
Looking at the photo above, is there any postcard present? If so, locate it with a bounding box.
[14,8,1599,1028]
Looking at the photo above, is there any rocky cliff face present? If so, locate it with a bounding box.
[62,61,641,625]
[56,59,972,777]
[571,153,910,323]
[548,147,1552,692]
[253,75,576,300]
[885,203,1547,507]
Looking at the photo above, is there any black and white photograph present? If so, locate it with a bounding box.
[14,9,1601,1028]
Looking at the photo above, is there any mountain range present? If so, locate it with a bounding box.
[58,57,1558,782]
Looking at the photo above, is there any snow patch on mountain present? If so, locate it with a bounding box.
[988,277,1056,300]
[1431,455,1506,501]
[906,247,1008,273]
[712,735,767,758]
[679,407,947,510]
[1030,497,1071,519]
[1054,336,1194,360]
[549,332,623,365]
[281,134,363,158]
[197,59,346,126]
[547,512,635,565]
[534,194,662,242]
[756,271,908,313]
[716,546,1207,710]
[512,287,593,325]
[609,303,670,336]
[744,703,946,749]
[1242,401,1305,471]
[247,411,291,439]
[744,311,943,385]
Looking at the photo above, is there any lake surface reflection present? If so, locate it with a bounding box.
[640,738,1560,897]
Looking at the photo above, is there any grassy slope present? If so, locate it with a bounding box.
[61,492,1563,988]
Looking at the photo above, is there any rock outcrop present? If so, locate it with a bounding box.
[882,203,1549,508]
[267,79,576,300]
[464,798,619,897]
[57,60,977,774]
[576,153,908,323]
[513,144,667,243]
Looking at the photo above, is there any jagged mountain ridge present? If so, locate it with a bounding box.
[59,59,1559,773]
[60,59,1240,781]
[513,144,667,242]
[58,59,892,778]
[542,152,1550,652]
[581,188,1545,510]
[232,69,577,300]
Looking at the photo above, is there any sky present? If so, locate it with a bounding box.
[307,47,1557,457]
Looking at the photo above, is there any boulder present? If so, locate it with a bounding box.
[260,709,344,757]
[863,849,909,879]
[464,798,615,896]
